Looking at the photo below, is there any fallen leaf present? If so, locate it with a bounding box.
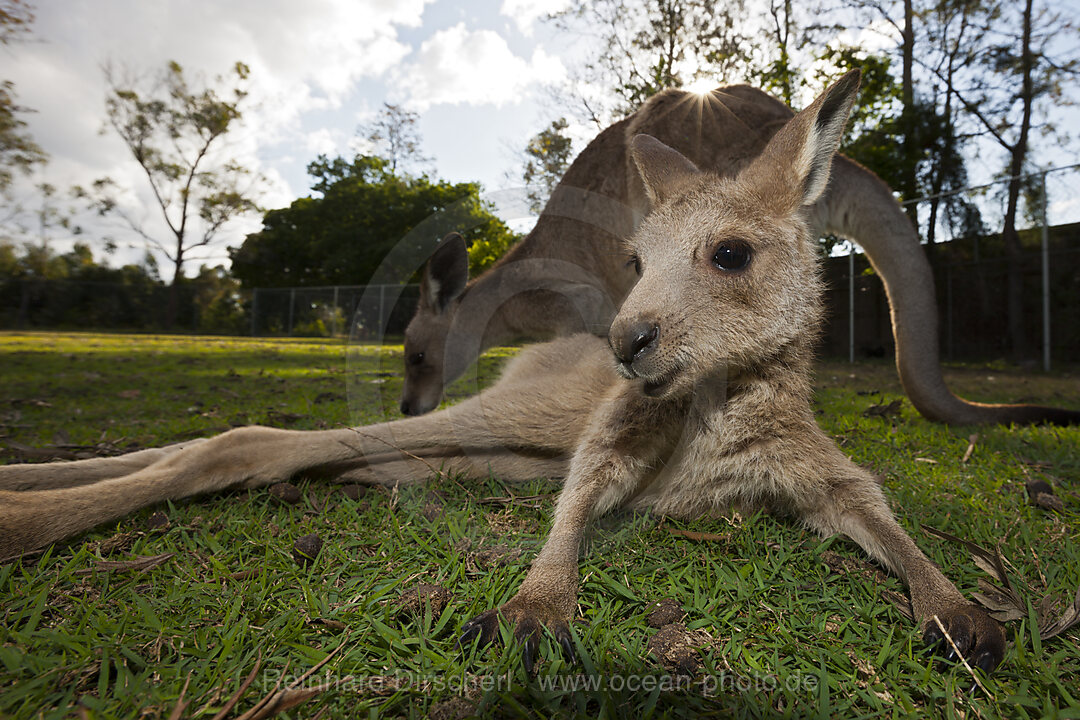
[1025,479,1064,513]
[971,578,1025,623]
[863,399,902,418]
[961,434,978,463]
[75,552,175,575]
[1037,588,1080,640]
[667,528,729,542]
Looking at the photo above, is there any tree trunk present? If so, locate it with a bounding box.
[1001,0,1035,361]
[166,254,183,331]
[900,0,920,231]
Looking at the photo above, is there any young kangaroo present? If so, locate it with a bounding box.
[454,70,1005,672]
[0,71,1004,674]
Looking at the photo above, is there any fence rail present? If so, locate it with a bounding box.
[820,243,1080,365]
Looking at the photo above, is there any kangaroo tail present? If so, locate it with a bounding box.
[821,155,1079,426]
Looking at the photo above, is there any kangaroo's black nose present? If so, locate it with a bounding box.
[400,400,412,415]
[612,322,659,364]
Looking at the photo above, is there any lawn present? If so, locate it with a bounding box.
[1,331,1078,719]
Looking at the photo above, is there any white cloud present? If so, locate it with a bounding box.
[3,0,434,271]
[500,0,570,36]
[396,23,565,111]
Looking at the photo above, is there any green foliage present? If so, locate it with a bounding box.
[230,154,519,288]
[359,103,430,176]
[467,230,519,277]
[0,1,45,192]
[0,242,246,333]
[522,118,573,214]
[191,264,246,335]
[0,80,45,192]
[77,60,262,290]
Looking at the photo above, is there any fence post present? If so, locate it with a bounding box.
[848,247,855,364]
[287,288,295,337]
[378,285,386,335]
[332,285,339,338]
[945,266,953,361]
[1040,172,1051,371]
[251,288,258,337]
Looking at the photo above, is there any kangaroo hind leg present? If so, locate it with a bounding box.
[797,465,1005,673]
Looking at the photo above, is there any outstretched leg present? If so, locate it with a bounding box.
[0,440,209,491]
[796,451,1005,672]
[0,346,609,559]
[458,387,683,671]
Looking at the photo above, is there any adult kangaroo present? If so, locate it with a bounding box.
[0,72,1006,673]
[400,79,1079,425]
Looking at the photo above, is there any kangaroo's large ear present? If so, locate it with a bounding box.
[421,232,468,313]
[744,69,860,212]
[629,134,702,205]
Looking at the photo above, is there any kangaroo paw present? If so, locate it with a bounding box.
[922,603,1005,673]
[457,599,576,672]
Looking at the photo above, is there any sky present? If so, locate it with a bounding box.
[3,0,577,270]
[4,0,1080,277]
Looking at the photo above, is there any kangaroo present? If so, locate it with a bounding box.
[0,72,1006,675]
[401,77,1079,426]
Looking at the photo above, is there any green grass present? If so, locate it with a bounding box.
[1,331,1078,719]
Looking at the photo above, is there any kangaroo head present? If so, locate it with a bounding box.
[400,232,469,415]
[610,70,860,398]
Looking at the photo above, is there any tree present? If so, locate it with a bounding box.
[521,118,573,214]
[918,0,988,250]
[843,0,929,230]
[920,0,1079,359]
[0,0,45,194]
[230,154,518,288]
[552,0,754,125]
[358,103,430,176]
[756,0,843,106]
[78,60,262,327]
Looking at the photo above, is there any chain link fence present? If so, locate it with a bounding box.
[0,277,246,334]
[249,284,421,338]
[819,166,1080,367]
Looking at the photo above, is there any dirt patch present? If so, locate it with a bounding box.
[467,544,522,572]
[485,510,531,535]
[647,622,710,676]
[340,484,369,501]
[395,583,453,618]
[269,482,303,505]
[646,598,684,628]
[429,696,476,720]
[292,533,324,567]
[146,511,170,531]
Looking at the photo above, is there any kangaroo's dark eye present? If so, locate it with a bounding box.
[407,352,425,366]
[627,255,642,276]
[712,240,751,271]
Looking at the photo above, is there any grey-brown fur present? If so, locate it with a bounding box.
[0,72,1005,674]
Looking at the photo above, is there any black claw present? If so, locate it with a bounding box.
[922,626,944,653]
[457,621,482,650]
[521,634,537,674]
[973,650,1000,674]
[558,633,577,664]
[458,612,498,651]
